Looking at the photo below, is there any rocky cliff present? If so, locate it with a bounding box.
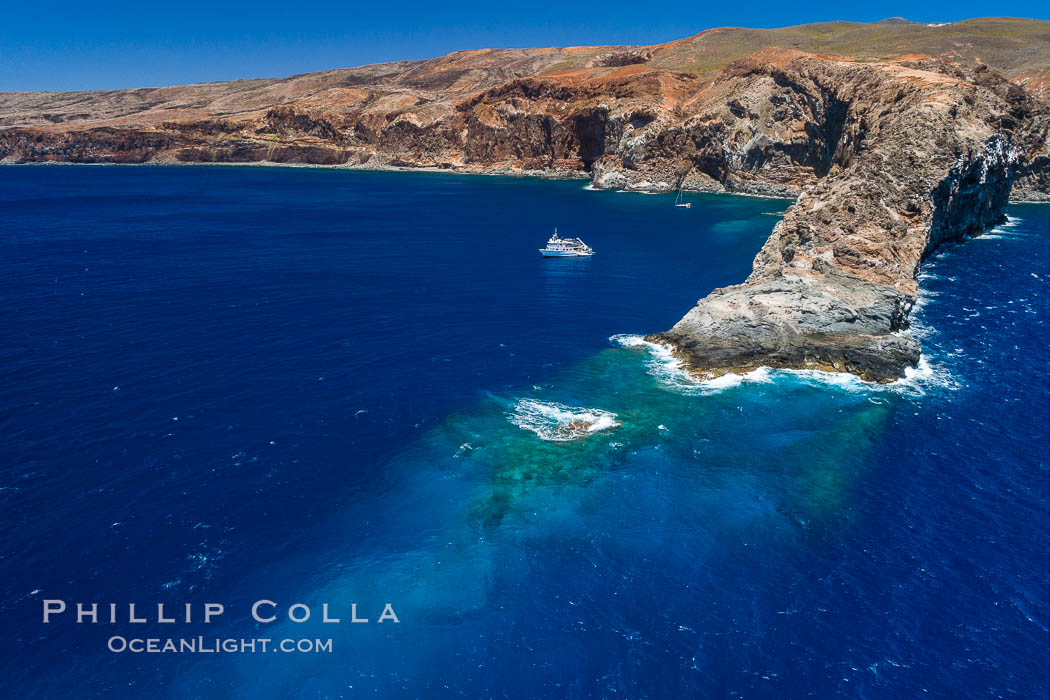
[649,53,1049,381]
[3,18,1050,382]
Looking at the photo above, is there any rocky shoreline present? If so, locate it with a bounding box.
[3,23,1050,383]
[645,56,1045,382]
[6,155,1048,202]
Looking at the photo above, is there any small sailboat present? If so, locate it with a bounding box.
[674,187,691,208]
[539,229,594,257]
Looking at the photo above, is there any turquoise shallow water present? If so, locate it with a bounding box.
[1,167,1048,697]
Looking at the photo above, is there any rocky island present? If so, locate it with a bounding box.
[3,17,1049,381]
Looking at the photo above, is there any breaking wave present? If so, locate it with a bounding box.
[609,334,772,395]
[978,214,1023,240]
[508,399,620,441]
[610,334,956,398]
[759,355,957,396]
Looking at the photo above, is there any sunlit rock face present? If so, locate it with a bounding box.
[650,54,1047,382]
[2,21,1050,380]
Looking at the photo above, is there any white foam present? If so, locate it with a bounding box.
[979,214,1025,240]
[610,334,773,395]
[757,354,958,397]
[703,373,744,389]
[610,333,647,348]
[746,366,774,383]
[508,399,620,441]
[611,333,957,398]
[610,333,692,388]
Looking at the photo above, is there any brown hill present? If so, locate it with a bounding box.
[3,18,1050,135]
[2,18,1050,383]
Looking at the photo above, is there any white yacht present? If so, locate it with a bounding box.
[539,229,594,257]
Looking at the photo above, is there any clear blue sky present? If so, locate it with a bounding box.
[2,1,1048,92]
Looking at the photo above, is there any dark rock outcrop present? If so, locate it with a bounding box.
[649,55,1045,382]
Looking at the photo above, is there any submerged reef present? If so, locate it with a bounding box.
[438,338,904,528]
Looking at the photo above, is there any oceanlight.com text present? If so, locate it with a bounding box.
[107,636,333,654]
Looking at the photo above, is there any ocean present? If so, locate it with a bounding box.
[2,165,1048,697]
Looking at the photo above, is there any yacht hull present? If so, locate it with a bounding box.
[540,249,593,257]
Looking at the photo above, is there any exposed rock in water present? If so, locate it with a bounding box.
[3,19,1050,381]
[650,54,1048,382]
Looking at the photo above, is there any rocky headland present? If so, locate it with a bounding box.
[3,18,1050,381]
[648,52,1049,381]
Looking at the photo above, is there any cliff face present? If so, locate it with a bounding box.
[3,19,1050,382]
[650,54,1047,382]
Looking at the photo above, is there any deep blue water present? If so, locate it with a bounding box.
[2,166,1049,698]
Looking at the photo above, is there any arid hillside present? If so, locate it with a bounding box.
[2,17,1050,176]
[3,18,1050,382]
